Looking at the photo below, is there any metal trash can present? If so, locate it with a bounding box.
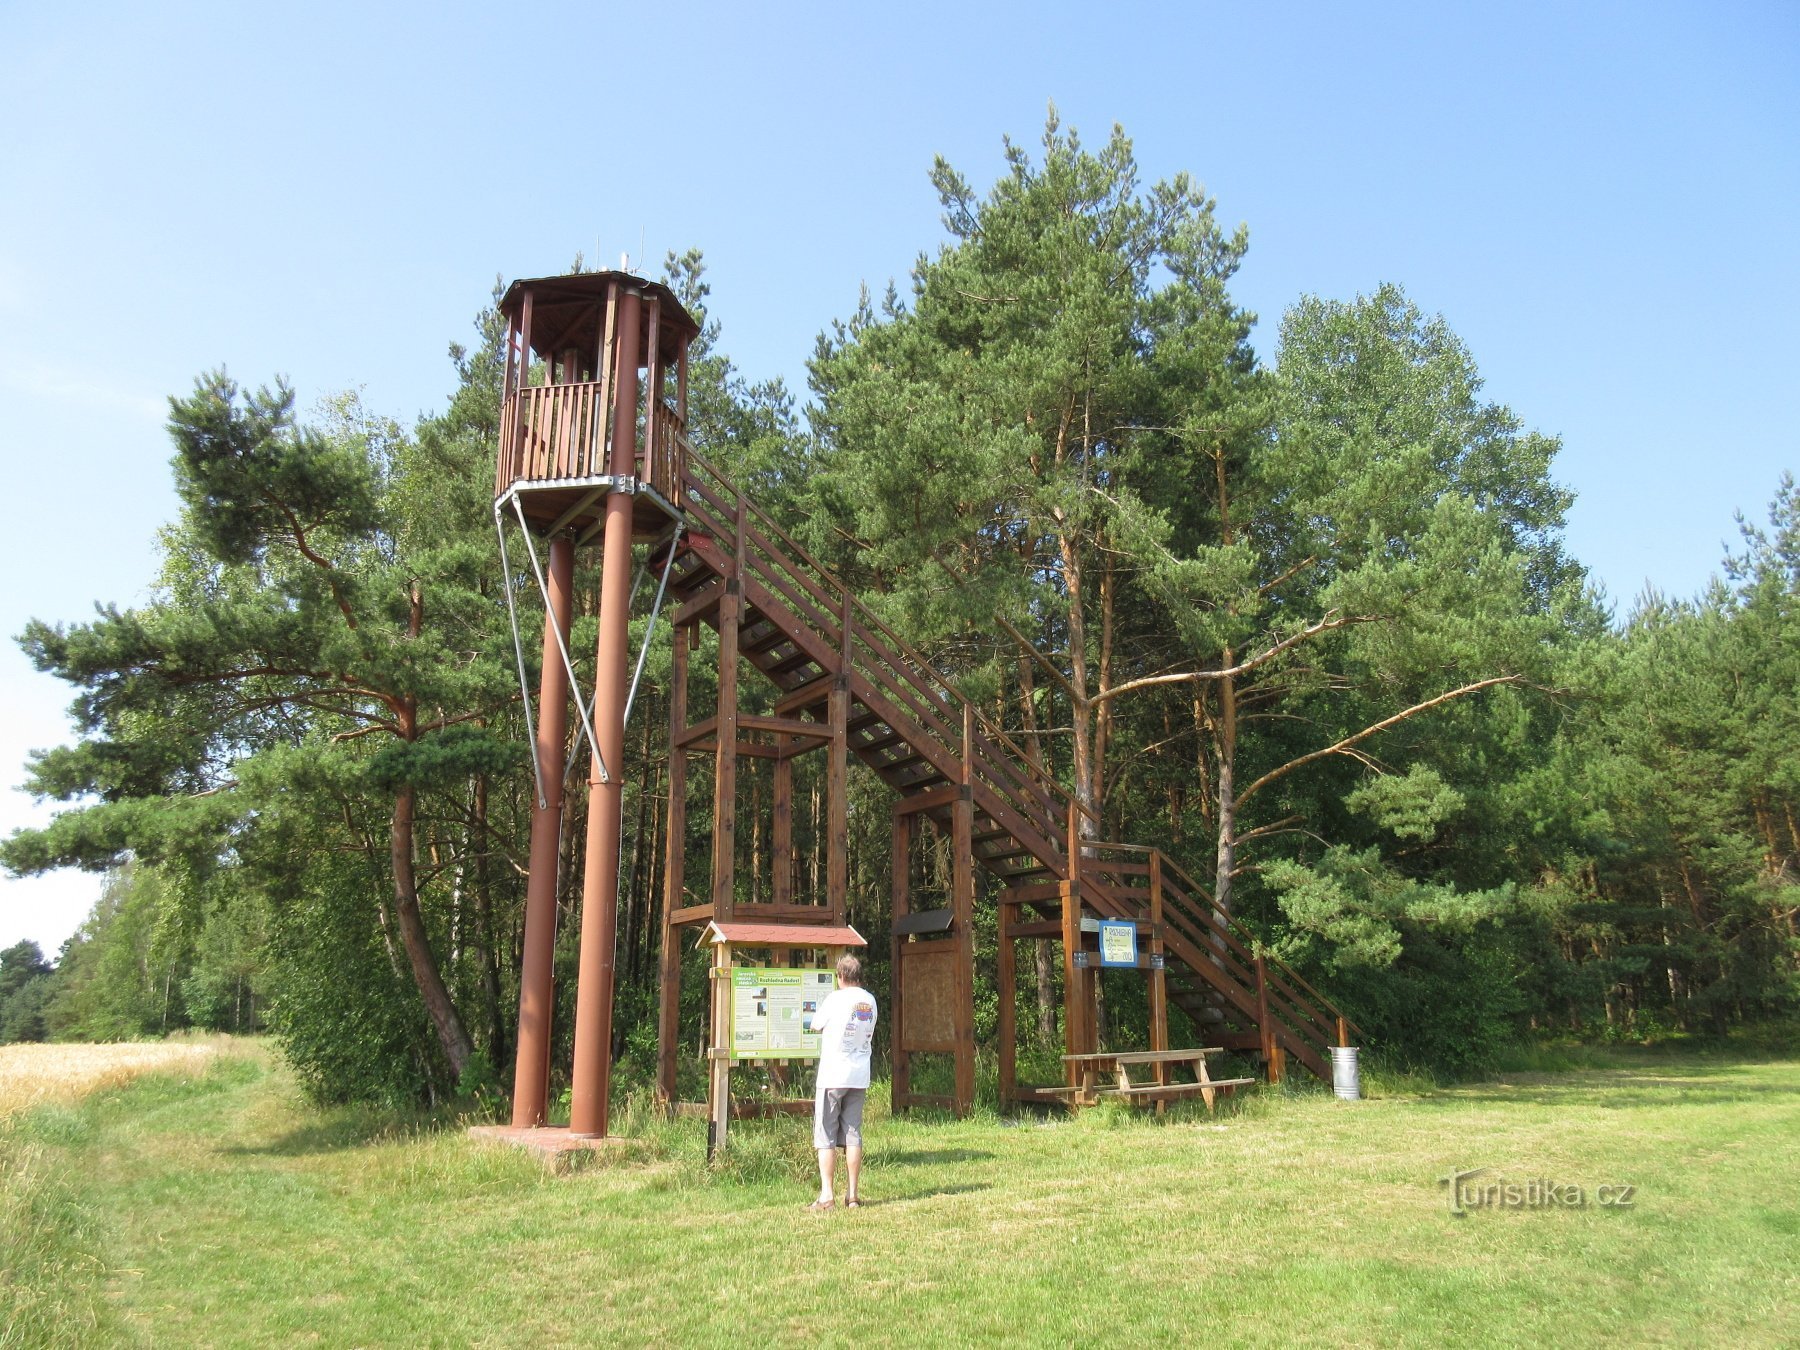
[1330,1045,1361,1100]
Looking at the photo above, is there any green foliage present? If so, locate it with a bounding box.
[261,848,438,1110]
[44,865,194,1041]
[0,942,54,1044]
[1264,846,1515,968]
[1551,483,1800,1033]
[180,890,269,1034]
[168,372,383,568]
[1345,764,1464,842]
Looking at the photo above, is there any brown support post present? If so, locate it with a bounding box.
[951,704,977,1116]
[670,342,690,493]
[592,286,618,477]
[1060,874,1083,1095]
[1060,800,1095,1088]
[498,309,520,490]
[643,295,662,483]
[1337,1015,1350,1049]
[568,286,643,1139]
[516,289,535,476]
[711,502,744,922]
[1148,851,1169,1113]
[889,810,911,1114]
[509,534,575,1127]
[997,899,1017,1113]
[1255,953,1279,1085]
[656,621,691,1109]
[771,756,793,906]
[766,945,790,1096]
[708,938,731,1160]
[826,592,851,925]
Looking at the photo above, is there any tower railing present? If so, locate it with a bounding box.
[496,385,686,503]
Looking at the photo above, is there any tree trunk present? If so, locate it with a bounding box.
[1213,666,1238,917]
[1058,529,1098,842]
[391,781,475,1078]
[1015,631,1059,1044]
[1095,549,1115,823]
[470,772,505,1064]
[1211,448,1239,917]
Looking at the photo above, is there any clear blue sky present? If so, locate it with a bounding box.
[2,0,1794,955]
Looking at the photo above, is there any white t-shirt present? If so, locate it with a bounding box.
[809,984,878,1090]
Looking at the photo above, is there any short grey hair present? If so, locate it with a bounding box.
[835,953,863,985]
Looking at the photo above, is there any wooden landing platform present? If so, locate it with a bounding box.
[466,1124,643,1170]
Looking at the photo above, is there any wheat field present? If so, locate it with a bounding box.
[0,1041,217,1118]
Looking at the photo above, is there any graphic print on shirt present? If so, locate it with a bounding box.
[842,998,875,1055]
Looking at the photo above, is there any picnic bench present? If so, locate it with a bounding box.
[1055,1048,1256,1112]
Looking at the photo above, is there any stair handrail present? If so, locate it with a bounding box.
[676,445,1362,1070]
[682,446,1078,833]
[1146,846,1361,1038]
[1086,840,1360,1057]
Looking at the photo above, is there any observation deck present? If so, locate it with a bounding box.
[494,270,700,540]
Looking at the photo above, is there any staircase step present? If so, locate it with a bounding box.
[741,624,789,655]
[886,767,949,791]
[767,648,821,676]
[991,861,1053,879]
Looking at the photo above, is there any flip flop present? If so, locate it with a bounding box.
[805,1199,835,1212]
[843,1198,862,1209]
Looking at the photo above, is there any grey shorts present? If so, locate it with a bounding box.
[813,1087,867,1150]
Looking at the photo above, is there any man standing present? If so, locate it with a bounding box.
[807,953,878,1210]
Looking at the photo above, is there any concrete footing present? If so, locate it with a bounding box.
[466,1124,640,1171]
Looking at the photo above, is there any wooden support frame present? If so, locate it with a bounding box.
[710,503,744,923]
[889,781,976,1118]
[654,486,867,1132]
[707,938,731,1156]
[889,810,911,1112]
[998,898,1017,1112]
[951,706,977,1115]
[1255,953,1282,1084]
[656,621,690,1107]
[827,592,851,925]
[1148,851,1170,1112]
[772,755,793,906]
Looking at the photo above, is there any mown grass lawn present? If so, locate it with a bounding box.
[4,1041,1797,1347]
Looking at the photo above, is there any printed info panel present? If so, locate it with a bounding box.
[730,967,834,1059]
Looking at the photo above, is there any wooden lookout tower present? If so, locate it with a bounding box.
[491,268,1359,1155]
[497,271,700,1140]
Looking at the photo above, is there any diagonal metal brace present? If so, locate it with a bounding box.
[565,520,685,768]
[499,495,610,795]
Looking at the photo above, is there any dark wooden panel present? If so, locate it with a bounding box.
[899,944,958,1051]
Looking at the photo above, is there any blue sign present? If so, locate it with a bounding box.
[1098,920,1139,968]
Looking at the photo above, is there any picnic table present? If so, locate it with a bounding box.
[1053,1048,1256,1112]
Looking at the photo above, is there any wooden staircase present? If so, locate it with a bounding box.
[662,447,1357,1088]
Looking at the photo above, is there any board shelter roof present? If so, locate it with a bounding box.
[705,921,866,949]
[500,270,699,364]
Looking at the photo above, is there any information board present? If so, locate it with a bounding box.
[729,967,835,1060]
[1098,920,1139,968]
